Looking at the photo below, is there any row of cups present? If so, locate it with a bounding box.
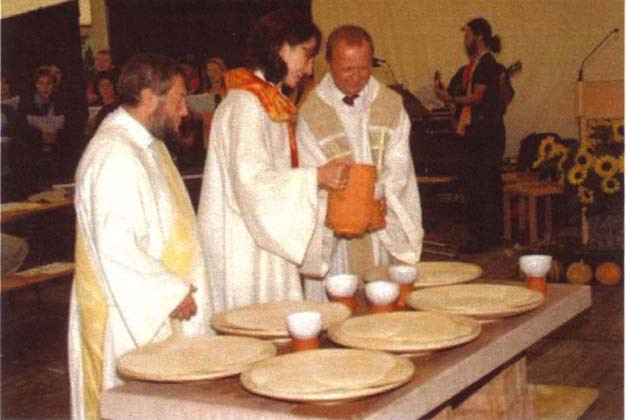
[327,265,418,312]
[286,265,418,351]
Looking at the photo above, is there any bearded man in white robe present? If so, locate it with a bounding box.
[197,10,350,312]
[297,25,424,299]
[68,54,213,420]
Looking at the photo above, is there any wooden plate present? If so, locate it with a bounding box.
[327,311,481,353]
[117,335,276,382]
[364,261,483,287]
[211,300,351,338]
[240,348,414,403]
[406,283,545,319]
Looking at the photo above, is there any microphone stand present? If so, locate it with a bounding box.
[576,28,619,135]
[578,28,619,82]
[575,27,618,247]
[379,61,400,86]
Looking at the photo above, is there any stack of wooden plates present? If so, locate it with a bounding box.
[211,300,351,338]
[241,349,414,403]
[364,261,483,287]
[117,335,277,382]
[407,283,545,319]
[327,311,481,353]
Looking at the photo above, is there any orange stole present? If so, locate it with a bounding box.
[225,68,299,167]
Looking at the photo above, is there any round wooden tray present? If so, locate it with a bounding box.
[240,348,414,403]
[117,335,276,382]
[406,283,545,319]
[364,261,483,287]
[211,300,350,338]
[327,311,481,353]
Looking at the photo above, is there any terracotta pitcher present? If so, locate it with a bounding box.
[326,163,377,236]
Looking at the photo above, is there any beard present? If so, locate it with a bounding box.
[147,101,180,144]
[465,39,477,58]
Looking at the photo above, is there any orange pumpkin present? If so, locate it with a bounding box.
[566,260,593,284]
[595,262,622,286]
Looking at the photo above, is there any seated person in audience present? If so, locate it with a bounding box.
[174,55,204,167]
[18,66,68,190]
[179,54,202,94]
[47,64,63,93]
[1,71,20,109]
[1,72,27,201]
[86,72,120,137]
[86,50,119,105]
[93,72,119,132]
[201,56,228,149]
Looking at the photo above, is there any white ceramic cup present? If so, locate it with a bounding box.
[365,281,400,306]
[285,311,323,340]
[388,265,418,285]
[325,274,359,298]
[519,254,552,277]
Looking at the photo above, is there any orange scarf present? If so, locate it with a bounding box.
[225,68,299,167]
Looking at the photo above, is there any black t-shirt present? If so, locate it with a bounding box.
[469,53,506,127]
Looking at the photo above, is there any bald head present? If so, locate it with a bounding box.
[325,25,374,62]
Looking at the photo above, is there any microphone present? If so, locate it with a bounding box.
[578,27,619,81]
[372,57,386,68]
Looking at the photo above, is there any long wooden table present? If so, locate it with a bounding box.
[101,283,591,420]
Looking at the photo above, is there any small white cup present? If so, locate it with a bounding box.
[365,281,399,306]
[388,265,418,285]
[286,311,323,340]
[519,255,552,278]
[325,274,359,298]
[286,311,323,351]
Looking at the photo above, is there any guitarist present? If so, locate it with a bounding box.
[433,17,510,253]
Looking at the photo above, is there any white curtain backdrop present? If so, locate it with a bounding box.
[312,0,624,157]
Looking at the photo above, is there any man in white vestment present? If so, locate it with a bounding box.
[68,54,213,420]
[297,25,424,299]
[197,9,350,312]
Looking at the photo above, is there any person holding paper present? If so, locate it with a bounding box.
[18,66,68,190]
[197,9,350,312]
[296,25,423,300]
[69,54,213,420]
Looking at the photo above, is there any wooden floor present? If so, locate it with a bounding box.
[1,209,623,419]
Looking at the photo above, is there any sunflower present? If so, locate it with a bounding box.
[611,121,624,143]
[567,166,588,185]
[532,156,544,169]
[619,155,624,173]
[593,155,620,178]
[580,138,598,155]
[537,136,556,161]
[577,186,594,204]
[573,150,594,169]
[601,177,620,194]
[548,143,569,159]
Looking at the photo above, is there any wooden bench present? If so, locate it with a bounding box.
[1,262,74,294]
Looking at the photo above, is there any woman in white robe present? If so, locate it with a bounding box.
[197,9,349,312]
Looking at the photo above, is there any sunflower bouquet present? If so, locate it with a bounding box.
[533,119,624,215]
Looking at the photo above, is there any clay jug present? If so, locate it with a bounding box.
[326,163,377,236]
